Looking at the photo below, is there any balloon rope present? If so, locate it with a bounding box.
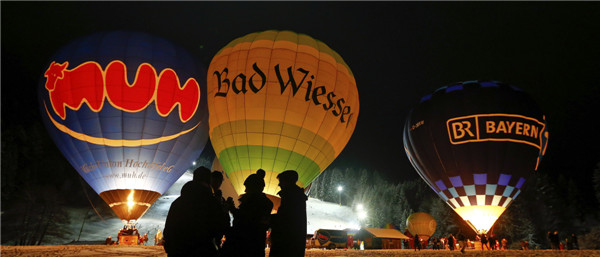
[78,177,106,222]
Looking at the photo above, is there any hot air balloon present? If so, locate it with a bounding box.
[38,31,209,225]
[403,80,548,234]
[207,30,359,210]
[406,212,437,242]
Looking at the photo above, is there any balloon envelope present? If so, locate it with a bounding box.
[38,31,209,222]
[403,81,548,233]
[207,30,359,204]
[406,212,436,240]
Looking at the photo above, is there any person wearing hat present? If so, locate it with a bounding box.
[269,170,308,257]
[222,169,273,257]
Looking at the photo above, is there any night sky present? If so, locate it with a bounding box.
[2,2,599,202]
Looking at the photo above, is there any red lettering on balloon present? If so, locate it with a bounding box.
[105,61,156,112]
[156,69,200,121]
[44,61,200,122]
[44,61,104,118]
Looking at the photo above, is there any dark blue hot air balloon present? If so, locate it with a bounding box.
[403,80,549,234]
[38,31,209,223]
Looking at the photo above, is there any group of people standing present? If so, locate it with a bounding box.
[417,233,513,252]
[477,234,508,250]
[547,231,579,250]
[162,166,307,257]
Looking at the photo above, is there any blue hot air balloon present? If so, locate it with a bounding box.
[404,80,548,234]
[38,31,209,223]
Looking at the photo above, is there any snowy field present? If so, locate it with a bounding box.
[2,246,600,257]
[45,171,360,245]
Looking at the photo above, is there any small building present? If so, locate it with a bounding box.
[355,228,410,249]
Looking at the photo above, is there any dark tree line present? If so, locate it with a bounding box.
[308,163,600,249]
[1,116,216,245]
[1,122,75,245]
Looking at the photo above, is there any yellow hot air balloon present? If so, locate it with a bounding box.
[406,212,437,241]
[207,30,359,210]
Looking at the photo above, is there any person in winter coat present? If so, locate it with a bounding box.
[480,234,489,250]
[269,170,307,257]
[210,170,232,250]
[222,169,273,257]
[414,234,421,251]
[457,233,467,253]
[163,166,220,257]
[447,233,455,251]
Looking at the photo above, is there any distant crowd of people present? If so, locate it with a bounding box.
[547,231,579,250]
[407,230,580,251]
[161,166,308,257]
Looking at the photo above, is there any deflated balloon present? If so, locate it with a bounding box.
[403,80,548,233]
[207,30,359,208]
[38,31,209,222]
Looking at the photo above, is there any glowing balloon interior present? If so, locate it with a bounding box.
[207,30,359,201]
[403,81,548,234]
[38,31,209,222]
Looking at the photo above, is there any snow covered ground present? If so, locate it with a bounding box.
[2,246,599,257]
[50,171,360,245]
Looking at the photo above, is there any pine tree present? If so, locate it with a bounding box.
[593,162,600,207]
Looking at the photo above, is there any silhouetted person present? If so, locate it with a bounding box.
[480,234,489,250]
[222,169,273,257]
[521,240,530,250]
[414,234,421,251]
[163,166,219,257]
[269,170,307,257]
[105,236,113,245]
[457,233,466,253]
[488,234,496,250]
[210,170,231,250]
[571,233,579,250]
[448,233,455,250]
[550,231,560,250]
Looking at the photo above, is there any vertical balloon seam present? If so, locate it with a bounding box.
[246,31,267,190]
[145,53,174,193]
[233,31,262,193]
[301,40,338,186]
[290,33,324,186]
[76,98,103,191]
[57,108,91,190]
[166,44,201,189]
[284,32,308,181]
[261,30,295,191]
[221,38,241,191]
[261,33,278,193]
[153,98,179,193]
[148,107,164,194]
[242,32,258,181]
[410,107,448,209]
[290,33,329,187]
[235,32,259,189]
[232,34,248,182]
[274,30,300,183]
[248,31,280,193]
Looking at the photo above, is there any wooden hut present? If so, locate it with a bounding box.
[355,228,410,249]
